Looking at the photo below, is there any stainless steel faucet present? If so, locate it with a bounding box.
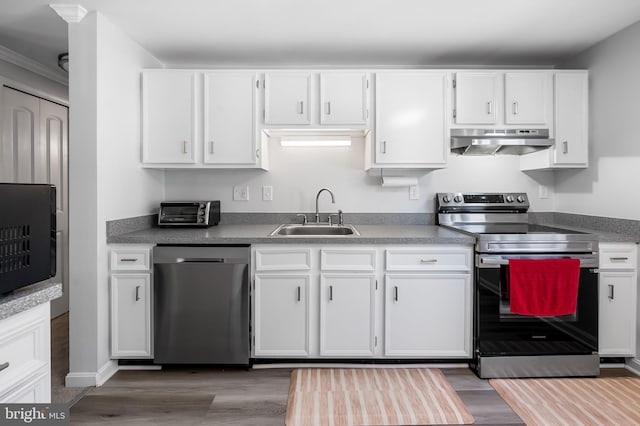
[315,188,335,223]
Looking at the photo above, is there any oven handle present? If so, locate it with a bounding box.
[478,255,599,268]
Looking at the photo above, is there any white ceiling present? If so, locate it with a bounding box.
[2,0,640,74]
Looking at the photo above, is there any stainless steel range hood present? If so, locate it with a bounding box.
[451,128,554,155]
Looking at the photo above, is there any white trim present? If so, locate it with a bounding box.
[49,4,88,24]
[0,45,68,87]
[118,365,162,371]
[64,360,118,387]
[626,358,640,376]
[252,363,469,369]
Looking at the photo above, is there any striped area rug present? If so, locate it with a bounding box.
[491,377,640,425]
[285,368,474,426]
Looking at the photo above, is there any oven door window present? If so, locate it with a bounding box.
[498,265,577,322]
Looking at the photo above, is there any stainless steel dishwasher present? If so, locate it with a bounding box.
[153,245,250,365]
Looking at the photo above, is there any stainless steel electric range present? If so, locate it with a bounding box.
[436,192,600,379]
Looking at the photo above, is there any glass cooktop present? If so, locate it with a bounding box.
[448,223,587,235]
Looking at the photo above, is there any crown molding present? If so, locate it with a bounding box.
[0,45,68,86]
[50,4,88,23]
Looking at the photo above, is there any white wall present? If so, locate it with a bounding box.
[557,21,640,221]
[0,58,68,103]
[164,138,555,214]
[67,11,163,386]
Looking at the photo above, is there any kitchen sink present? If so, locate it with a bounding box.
[269,223,360,237]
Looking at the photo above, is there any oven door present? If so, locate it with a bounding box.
[475,253,598,356]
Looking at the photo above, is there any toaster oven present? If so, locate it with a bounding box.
[158,201,220,227]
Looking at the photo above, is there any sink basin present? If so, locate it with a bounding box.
[269,224,360,237]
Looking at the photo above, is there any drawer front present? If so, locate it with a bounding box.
[255,248,312,271]
[110,247,151,271]
[0,304,49,393]
[386,248,472,272]
[321,249,376,271]
[599,244,638,270]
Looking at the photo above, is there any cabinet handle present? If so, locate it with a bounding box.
[135,285,141,301]
[182,141,188,154]
[608,284,615,300]
[329,285,333,301]
[487,101,492,115]
[512,101,519,115]
[420,258,438,263]
[563,141,569,154]
[297,286,301,302]
[256,149,260,159]
[0,362,9,372]
[610,257,629,261]
[298,101,304,114]
[209,141,214,154]
[326,101,331,115]
[120,258,138,262]
[394,286,399,301]
[382,140,387,154]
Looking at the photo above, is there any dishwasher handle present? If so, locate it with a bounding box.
[176,258,225,263]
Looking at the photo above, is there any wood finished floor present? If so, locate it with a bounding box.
[51,314,636,425]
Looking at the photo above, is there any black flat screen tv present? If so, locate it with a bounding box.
[0,183,56,295]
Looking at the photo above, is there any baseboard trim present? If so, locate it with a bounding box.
[65,360,118,387]
[625,358,640,376]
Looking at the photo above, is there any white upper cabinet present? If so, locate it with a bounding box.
[552,72,589,166]
[320,72,368,125]
[453,72,499,125]
[504,72,549,124]
[373,71,448,168]
[203,72,259,165]
[264,73,311,125]
[142,70,196,164]
[520,71,589,171]
[453,70,551,128]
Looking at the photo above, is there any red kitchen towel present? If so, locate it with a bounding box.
[509,258,580,316]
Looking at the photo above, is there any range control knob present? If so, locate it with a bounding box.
[516,195,526,203]
[505,195,514,203]
[453,195,463,203]
[442,195,452,203]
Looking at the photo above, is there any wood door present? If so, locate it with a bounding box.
[454,72,499,124]
[504,72,548,124]
[264,73,311,125]
[1,87,69,318]
[320,72,368,125]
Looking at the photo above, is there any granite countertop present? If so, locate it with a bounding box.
[107,224,475,245]
[536,223,640,243]
[0,282,62,321]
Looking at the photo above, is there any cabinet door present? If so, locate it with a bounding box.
[254,275,310,356]
[385,274,471,357]
[204,72,258,165]
[599,271,637,356]
[142,70,196,163]
[553,72,588,166]
[320,72,368,125]
[375,72,447,166]
[264,73,311,125]
[454,72,498,124]
[110,274,152,358]
[320,274,376,356]
[504,72,548,124]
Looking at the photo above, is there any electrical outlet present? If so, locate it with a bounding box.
[539,185,549,199]
[262,185,273,201]
[233,185,249,201]
[409,185,420,200]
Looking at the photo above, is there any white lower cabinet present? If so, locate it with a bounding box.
[320,274,376,356]
[598,243,638,357]
[252,244,473,359]
[254,274,310,356]
[385,274,471,357]
[0,303,51,403]
[109,245,154,359]
[110,274,152,358]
